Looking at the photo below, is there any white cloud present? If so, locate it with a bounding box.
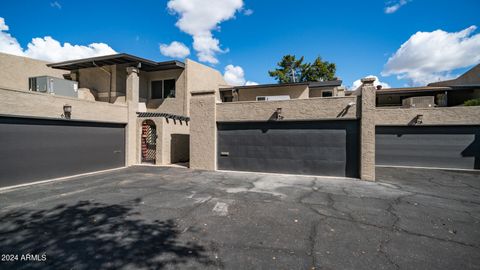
[50,1,62,9]
[167,0,244,64]
[224,64,245,85]
[351,75,390,90]
[223,64,257,86]
[382,25,480,85]
[243,9,254,16]
[24,37,116,62]
[385,0,409,14]
[0,17,116,62]
[160,41,190,58]
[0,18,24,56]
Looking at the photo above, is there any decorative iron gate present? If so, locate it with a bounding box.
[141,121,157,163]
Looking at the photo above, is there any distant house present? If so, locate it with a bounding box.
[376,64,480,107]
[219,80,345,102]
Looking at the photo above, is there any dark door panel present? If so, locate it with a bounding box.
[0,117,126,187]
[217,121,359,177]
[376,126,479,170]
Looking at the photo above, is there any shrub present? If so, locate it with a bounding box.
[464,98,480,106]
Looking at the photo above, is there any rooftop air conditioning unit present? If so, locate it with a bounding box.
[402,96,435,108]
[256,95,290,101]
[29,76,78,98]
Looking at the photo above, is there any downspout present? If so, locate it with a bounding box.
[93,61,113,103]
[445,90,448,107]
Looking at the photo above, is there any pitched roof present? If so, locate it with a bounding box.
[428,63,480,87]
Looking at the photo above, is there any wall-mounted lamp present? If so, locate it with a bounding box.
[347,102,356,107]
[275,108,284,121]
[415,114,423,125]
[63,104,72,119]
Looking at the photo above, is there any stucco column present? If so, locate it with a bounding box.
[190,90,217,170]
[126,67,140,166]
[360,77,376,181]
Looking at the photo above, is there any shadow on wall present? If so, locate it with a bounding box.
[462,131,480,169]
[171,134,190,163]
[0,199,217,269]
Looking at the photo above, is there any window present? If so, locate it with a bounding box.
[322,91,333,97]
[151,81,163,99]
[223,96,233,102]
[150,79,176,99]
[163,79,176,98]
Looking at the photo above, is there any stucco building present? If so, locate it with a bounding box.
[0,52,478,188]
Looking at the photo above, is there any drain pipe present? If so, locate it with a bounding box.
[93,61,113,103]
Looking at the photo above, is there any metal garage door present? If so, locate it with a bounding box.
[376,126,479,170]
[0,116,126,188]
[217,121,359,177]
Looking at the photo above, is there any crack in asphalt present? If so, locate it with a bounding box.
[296,187,479,250]
[2,166,479,269]
[308,220,319,268]
[378,237,400,270]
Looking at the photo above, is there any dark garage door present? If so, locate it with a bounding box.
[376,126,479,170]
[0,116,126,188]
[217,121,359,177]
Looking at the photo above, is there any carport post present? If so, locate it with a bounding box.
[126,67,140,166]
[189,90,217,171]
[360,77,376,181]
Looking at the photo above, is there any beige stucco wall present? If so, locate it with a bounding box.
[185,59,226,114]
[308,86,336,98]
[189,91,217,170]
[0,53,67,91]
[375,106,480,125]
[0,87,127,123]
[126,67,140,166]
[159,118,190,164]
[137,118,189,166]
[216,96,359,122]
[139,69,187,116]
[78,67,110,97]
[238,85,309,102]
[76,64,129,104]
[359,79,376,181]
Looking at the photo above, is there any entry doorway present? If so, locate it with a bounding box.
[141,120,157,164]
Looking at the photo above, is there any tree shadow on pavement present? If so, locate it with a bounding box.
[0,199,217,269]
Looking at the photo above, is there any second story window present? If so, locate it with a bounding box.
[151,79,176,99]
[151,80,163,99]
[163,79,176,98]
[322,91,333,97]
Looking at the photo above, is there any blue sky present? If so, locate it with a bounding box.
[1,0,479,88]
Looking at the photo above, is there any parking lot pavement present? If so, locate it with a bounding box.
[0,166,479,269]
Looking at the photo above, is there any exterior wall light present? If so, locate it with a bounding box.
[347,102,356,107]
[415,114,423,125]
[275,108,284,121]
[63,104,72,119]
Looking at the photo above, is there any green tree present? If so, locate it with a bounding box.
[268,55,337,83]
[268,55,307,83]
[303,57,336,82]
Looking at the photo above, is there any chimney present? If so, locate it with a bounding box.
[376,85,382,90]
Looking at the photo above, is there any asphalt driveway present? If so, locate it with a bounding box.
[0,166,479,269]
